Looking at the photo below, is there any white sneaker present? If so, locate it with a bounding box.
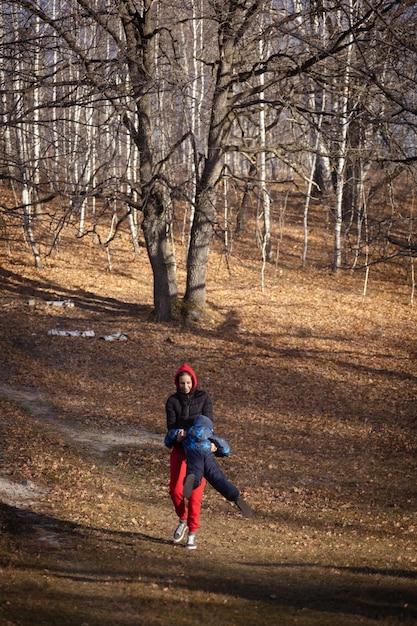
[173,519,188,544]
[185,532,197,550]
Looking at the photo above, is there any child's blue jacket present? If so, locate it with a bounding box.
[164,414,230,457]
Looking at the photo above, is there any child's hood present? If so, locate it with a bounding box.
[193,414,213,430]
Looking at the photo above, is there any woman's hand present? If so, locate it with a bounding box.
[211,442,217,452]
[176,429,185,442]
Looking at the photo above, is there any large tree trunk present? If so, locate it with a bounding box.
[142,198,177,321]
[185,187,217,311]
[184,2,241,313]
[120,0,177,321]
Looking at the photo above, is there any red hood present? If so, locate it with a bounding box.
[174,363,198,391]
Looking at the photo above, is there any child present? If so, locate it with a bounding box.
[165,414,252,527]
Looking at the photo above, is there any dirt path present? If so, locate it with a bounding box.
[0,383,162,507]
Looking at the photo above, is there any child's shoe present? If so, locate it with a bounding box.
[235,496,253,518]
[183,474,195,499]
[173,519,188,543]
[185,532,197,550]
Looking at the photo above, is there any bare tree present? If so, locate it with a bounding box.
[2,0,417,316]
[184,1,265,311]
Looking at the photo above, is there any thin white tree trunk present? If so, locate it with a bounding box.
[186,0,205,255]
[23,185,42,267]
[408,191,415,306]
[334,0,355,271]
[302,92,326,269]
[258,35,271,276]
[10,6,41,266]
[32,14,41,215]
[362,189,370,302]
[223,154,229,254]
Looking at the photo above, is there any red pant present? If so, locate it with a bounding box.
[169,446,206,533]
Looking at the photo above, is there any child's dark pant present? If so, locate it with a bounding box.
[185,448,239,502]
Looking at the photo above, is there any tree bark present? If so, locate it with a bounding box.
[184,1,245,311]
[118,0,178,320]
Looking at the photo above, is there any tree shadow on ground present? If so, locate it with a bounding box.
[1,267,151,316]
[1,503,416,625]
[0,503,166,546]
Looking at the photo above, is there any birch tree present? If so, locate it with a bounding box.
[2,0,417,315]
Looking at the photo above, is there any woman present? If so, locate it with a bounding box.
[165,363,213,549]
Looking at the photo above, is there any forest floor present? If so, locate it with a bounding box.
[0,209,416,625]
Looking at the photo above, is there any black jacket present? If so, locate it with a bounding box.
[166,388,213,436]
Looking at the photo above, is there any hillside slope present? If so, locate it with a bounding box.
[0,218,416,625]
